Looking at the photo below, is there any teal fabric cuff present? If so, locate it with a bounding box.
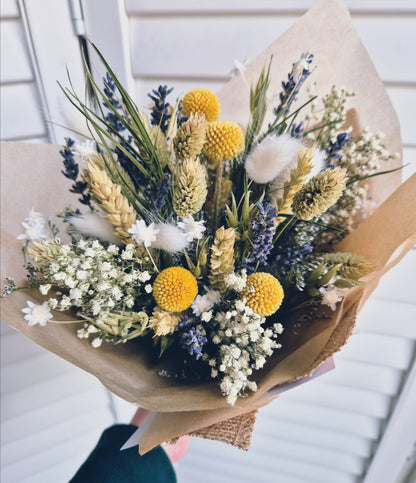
[69,424,177,483]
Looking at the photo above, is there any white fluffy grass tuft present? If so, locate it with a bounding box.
[153,223,189,253]
[245,134,303,184]
[69,213,120,244]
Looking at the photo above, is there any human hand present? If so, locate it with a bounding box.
[130,407,190,463]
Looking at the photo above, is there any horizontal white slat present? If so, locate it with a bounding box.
[17,135,49,143]
[19,457,89,483]
[184,438,359,483]
[0,19,33,83]
[1,331,48,366]
[253,433,365,475]
[1,387,108,445]
[254,416,373,457]
[369,249,416,304]
[282,381,391,418]
[387,87,416,147]
[1,429,105,483]
[0,0,20,18]
[322,358,402,395]
[1,369,103,421]
[1,352,75,394]
[126,0,416,14]
[2,408,113,466]
[358,299,416,339]
[0,83,46,140]
[339,332,414,369]
[175,466,305,483]
[130,17,416,83]
[266,399,381,439]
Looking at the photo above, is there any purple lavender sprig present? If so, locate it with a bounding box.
[325,132,350,166]
[274,52,314,117]
[245,202,278,272]
[148,85,173,134]
[179,318,207,361]
[60,138,91,206]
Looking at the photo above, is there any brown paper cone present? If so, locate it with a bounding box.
[1,0,414,454]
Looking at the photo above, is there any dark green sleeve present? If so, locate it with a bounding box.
[69,424,177,483]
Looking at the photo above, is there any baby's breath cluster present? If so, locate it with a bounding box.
[207,299,283,405]
[30,239,154,345]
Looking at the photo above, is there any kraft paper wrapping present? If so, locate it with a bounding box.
[1,0,415,454]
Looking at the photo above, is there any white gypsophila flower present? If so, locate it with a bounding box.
[22,301,53,327]
[69,213,120,245]
[192,292,218,317]
[245,134,303,184]
[145,284,153,294]
[224,272,247,292]
[47,298,58,309]
[128,220,159,248]
[138,271,151,283]
[320,286,344,311]
[177,215,206,242]
[152,223,189,252]
[39,284,51,295]
[201,311,213,322]
[91,337,103,348]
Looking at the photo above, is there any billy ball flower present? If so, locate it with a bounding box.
[182,89,221,122]
[153,267,198,312]
[292,167,347,221]
[241,272,284,316]
[203,121,244,163]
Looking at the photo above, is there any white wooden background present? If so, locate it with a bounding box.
[1,1,415,482]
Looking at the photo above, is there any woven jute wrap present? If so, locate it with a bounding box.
[2,0,416,455]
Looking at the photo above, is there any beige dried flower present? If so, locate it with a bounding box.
[87,152,136,194]
[172,158,208,217]
[84,160,137,243]
[323,252,373,280]
[149,125,170,168]
[149,307,181,336]
[292,167,347,220]
[29,240,61,267]
[173,113,206,161]
[209,227,235,290]
[274,147,315,221]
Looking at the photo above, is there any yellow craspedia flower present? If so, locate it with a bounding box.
[241,272,284,317]
[182,89,221,122]
[203,121,245,163]
[153,267,198,312]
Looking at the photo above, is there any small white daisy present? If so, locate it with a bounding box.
[128,220,159,248]
[178,215,206,242]
[22,301,53,327]
[320,286,344,311]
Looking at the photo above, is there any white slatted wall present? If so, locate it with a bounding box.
[1,1,415,482]
[0,0,48,143]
